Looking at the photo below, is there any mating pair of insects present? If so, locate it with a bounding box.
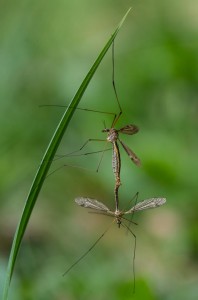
[66,108,166,277]
[62,113,166,277]
[66,42,166,225]
[47,41,166,278]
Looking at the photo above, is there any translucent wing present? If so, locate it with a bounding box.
[119,140,141,166]
[75,197,111,212]
[125,198,166,214]
[119,124,139,135]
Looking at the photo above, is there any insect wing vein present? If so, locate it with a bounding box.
[119,124,139,135]
[119,140,141,166]
[75,197,110,212]
[126,198,166,214]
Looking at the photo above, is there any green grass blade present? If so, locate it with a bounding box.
[2,7,131,300]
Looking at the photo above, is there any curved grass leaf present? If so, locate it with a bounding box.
[2,7,131,299]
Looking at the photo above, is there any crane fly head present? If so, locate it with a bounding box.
[102,128,109,133]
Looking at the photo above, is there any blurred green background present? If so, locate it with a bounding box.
[0,0,198,299]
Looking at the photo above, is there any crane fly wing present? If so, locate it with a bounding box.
[119,140,141,166]
[119,124,139,135]
[125,198,166,214]
[75,197,111,212]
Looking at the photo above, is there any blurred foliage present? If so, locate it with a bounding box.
[0,0,198,299]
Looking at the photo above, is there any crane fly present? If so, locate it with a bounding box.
[102,123,140,211]
[56,121,140,211]
[75,196,166,227]
[102,41,140,207]
[62,41,141,210]
[79,41,141,211]
[63,196,166,283]
[101,41,140,209]
[40,41,141,211]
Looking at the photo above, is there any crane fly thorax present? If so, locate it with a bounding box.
[103,128,119,143]
[114,210,123,228]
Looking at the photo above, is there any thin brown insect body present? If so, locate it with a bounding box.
[103,124,140,211]
[99,41,141,211]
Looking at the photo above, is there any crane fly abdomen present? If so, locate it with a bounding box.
[112,142,121,184]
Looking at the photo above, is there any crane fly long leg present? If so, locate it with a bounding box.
[54,148,111,160]
[69,138,107,174]
[111,40,122,128]
[44,148,112,180]
[121,222,137,294]
[39,104,116,118]
[96,141,110,173]
[63,224,113,276]
[62,138,107,157]
[55,138,108,173]
[119,139,141,166]
[52,138,107,162]
[124,192,139,234]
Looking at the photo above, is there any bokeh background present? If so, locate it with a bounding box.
[0,0,198,299]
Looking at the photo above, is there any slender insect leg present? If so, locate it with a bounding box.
[54,138,107,161]
[45,144,112,181]
[131,192,139,206]
[111,40,122,127]
[46,163,96,179]
[60,138,109,173]
[96,141,109,173]
[126,192,139,232]
[121,222,137,294]
[62,223,113,276]
[46,148,111,179]
[39,104,117,119]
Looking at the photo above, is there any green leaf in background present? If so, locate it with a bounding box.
[2,8,132,300]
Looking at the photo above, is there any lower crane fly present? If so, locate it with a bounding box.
[63,196,166,280]
[75,196,166,227]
